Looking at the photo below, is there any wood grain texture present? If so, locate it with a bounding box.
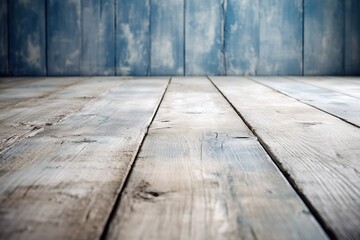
[0,78,169,240]
[211,77,360,240]
[345,0,360,76]
[107,77,327,240]
[258,0,303,75]
[0,0,8,76]
[225,0,259,75]
[186,0,224,75]
[0,77,127,152]
[81,0,115,75]
[8,0,46,76]
[151,0,184,75]
[291,77,360,99]
[304,0,344,75]
[0,77,84,110]
[47,0,81,75]
[251,76,360,126]
[116,0,150,76]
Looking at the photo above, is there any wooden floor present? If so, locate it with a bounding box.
[0,76,359,240]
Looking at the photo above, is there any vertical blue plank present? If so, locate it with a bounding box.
[151,0,184,76]
[225,0,259,75]
[185,0,224,75]
[258,0,303,75]
[304,0,344,75]
[8,0,46,76]
[0,0,8,76]
[81,0,115,75]
[48,0,81,75]
[345,0,360,76]
[116,0,150,76]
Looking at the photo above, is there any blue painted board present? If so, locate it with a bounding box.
[186,0,224,75]
[81,0,115,75]
[304,0,344,75]
[0,0,8,75]
[258,0,303,75]
[151,0,184,76]
[116,0,150,76]
[225,0,259,75]
[8,0,46,76]
[345,0,360,76]
[47,0,81,75]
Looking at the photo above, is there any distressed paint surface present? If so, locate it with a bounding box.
[81,0,115,75]
[345,0,360,76]
[225,0,259,75]
[0,0,8,75]
[304,0,344,75]
[186,0,224,75]
[8,0,46,76]
[151,0,184,76]
[116,0,150,76]
[47,0,81,75]
[258,0,303,75]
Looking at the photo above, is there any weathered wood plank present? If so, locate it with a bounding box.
[225,0,259,75]
[116,0,150,76]
[304,0,344,75]
[0,0,8,76]
[8,0,46,76]
[258,0,303,75]
[0,77,85,110]
[0,77,126,152]
[0,78,169,240]
[151,0,184,75]
[47,0,81,75]
[291,77,360,99]
[106,77,327,240]
[186,0,224,75]
[345,0,360,76]
[251,77,360,126]
[211,76,360,240]
[81,0,115,75]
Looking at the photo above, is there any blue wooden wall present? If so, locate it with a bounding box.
[0,0,359,76]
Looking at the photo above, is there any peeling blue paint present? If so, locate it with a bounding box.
[0,0,8,75]
[345,0,360,76]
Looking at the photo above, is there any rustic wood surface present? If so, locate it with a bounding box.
[106,77,327,240]
[211,76,360,240]
[0,78,169,240]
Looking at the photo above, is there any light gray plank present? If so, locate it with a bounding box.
[212,77,360,240]
[106,77,327,240]
[0,78,169,240]
[251,77,360,127]
[0,77,127,152]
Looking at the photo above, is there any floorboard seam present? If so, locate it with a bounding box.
[207,76,337,240]
[99,77,172,240]
[249,77,359,129]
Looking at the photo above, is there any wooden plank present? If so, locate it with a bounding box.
[291,77,360,99]
[0,78,169,240]
[47,0,81,75]
[258,0,303,75]
[81,0,115,75]
[151,0,184,75]
[0,0,8,76]
[225,0,259,75]
[8,0,46,76]
[0,77,126,152]
[251,77,360,126]
[106,77,327,240]
[185,0,224,75]
[0,77,84,110]
[345,0,360,76]
[211,76,360,240]
[116,0,150,76]
[304,0,344,75]
[0,77,43,89]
